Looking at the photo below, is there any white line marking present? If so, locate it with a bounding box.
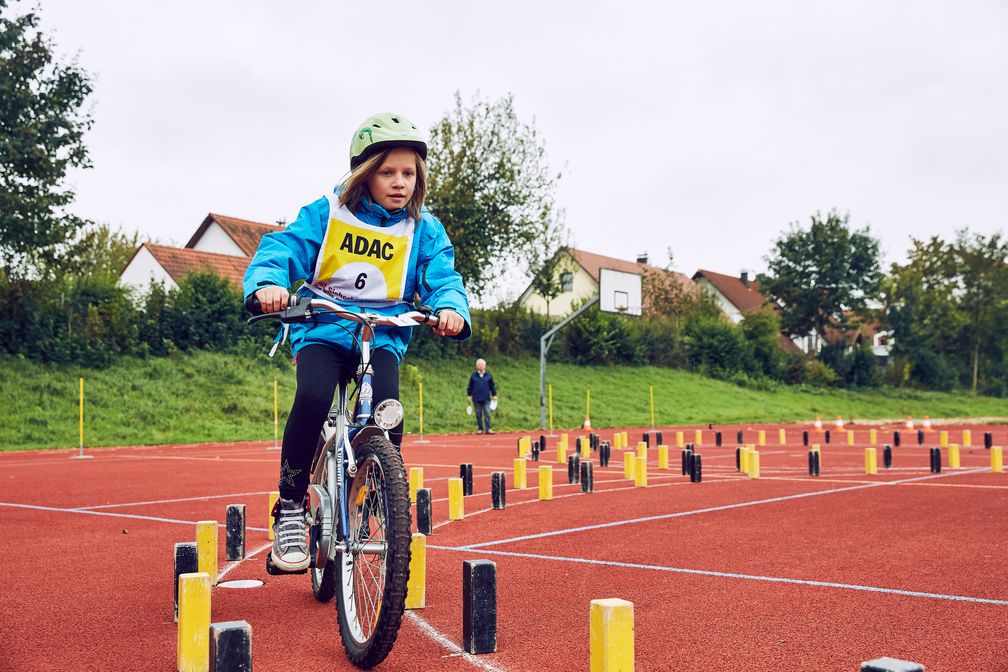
[460,468,987,549]
[0,501,269,531]
[405,612,508,671]
[78,491,274,510]
[218,542,273,582]
[428,545,1008,606]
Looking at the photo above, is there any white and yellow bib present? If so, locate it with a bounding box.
[307,195,415,306]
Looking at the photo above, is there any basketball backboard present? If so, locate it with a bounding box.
[599,268,642,316]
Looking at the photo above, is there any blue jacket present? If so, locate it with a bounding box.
[243,193,471,361]
[467,371,496,402]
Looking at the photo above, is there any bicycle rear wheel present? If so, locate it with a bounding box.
[335,434,412,669]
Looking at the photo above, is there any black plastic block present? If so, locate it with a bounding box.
[491,472,506,510]
[460,463,474,496]
[173,542,198,622]
[580,461,593,493]
[462,560,497,654]
[225,504,245,561]
[210,620,252,672]
[416,488,433,535]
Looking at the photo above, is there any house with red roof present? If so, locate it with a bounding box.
[517,247,695,318]
[119,213,281,292]
[692,269,804,354]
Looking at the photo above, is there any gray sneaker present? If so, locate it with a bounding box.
[271,497,309,571]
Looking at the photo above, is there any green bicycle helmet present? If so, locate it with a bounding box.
[349,113,428,170]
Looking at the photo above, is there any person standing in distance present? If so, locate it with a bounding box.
[467,358,497,434]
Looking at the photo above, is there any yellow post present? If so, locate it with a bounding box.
[963,429,972,447]
[548,383,554,432]
[196,521,218,586]
[409,467,424,503]
[749,451,761,479]
[779,428,786,445]
[948,444,961,469]
[539,466,553,500]
[940,430,948,448]
[177,572,211,672]
[847,430,854,446]
[513,458,527,489]
[79,377,84,452]
[561,432,569,449]
[636,442,647,457]
[636,448,647,470]
[676,431,684,448]
[649,385,655,430]
[755,429,764,446]
[448,478,464,520]
[694,429,702,445]
[581,439,591,460]
[869,428,877,445]
[634,456,648,488]
[267,492,279,540]
[273,379,278,449]
[556,443,568,464]
[622,432,629,448]
[992,447,1003,473]
[864,448,877,475]
[623,452,636,480]
[584,386,591,428]
[405,533,426,609]
[590,598,634,672]
[657,445,669,469]
[518,436,531,457]
[740,447,750,475]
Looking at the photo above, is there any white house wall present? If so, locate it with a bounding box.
[695,277,743,324]
[119,247,177,292]
[191,222,245,256]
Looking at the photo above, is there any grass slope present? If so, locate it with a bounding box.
[2,352,1006,451]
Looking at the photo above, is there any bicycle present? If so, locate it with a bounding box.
[247,294,438,669]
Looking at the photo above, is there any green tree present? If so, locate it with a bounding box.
[426,92,563,300]
[954,231,1008,393]
[758,210,881,352]
[0,1,94,276]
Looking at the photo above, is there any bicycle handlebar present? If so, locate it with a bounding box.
[246,294,439,329]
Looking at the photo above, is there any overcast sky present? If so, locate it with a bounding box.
[36,0,1008,301]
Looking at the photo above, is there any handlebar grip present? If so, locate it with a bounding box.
[245,294,263,316]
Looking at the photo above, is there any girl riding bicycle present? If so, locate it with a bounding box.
[244,113,471,572]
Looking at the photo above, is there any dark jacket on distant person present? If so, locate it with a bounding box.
[467,372,496,402]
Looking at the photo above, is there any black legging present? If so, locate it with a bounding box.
[278,344,401,501]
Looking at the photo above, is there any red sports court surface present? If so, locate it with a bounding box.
[0,422,1005,671]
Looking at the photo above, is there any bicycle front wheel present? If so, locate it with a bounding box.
[335,434,412,669]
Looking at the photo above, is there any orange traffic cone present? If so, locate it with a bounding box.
[835,416,845,429]
[923,416,932,430]
[814,416,823,431]
[905,416,915,429]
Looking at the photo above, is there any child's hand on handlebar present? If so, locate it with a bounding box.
[434,310,464,337]
[255,286,290,313]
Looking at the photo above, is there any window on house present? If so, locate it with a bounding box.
[560,272,573,293]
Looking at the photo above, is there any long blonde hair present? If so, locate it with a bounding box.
[338,148,427,221]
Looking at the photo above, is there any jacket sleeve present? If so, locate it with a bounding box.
[415,210,472,341]
[467,374,475,396]
[242,197,329,301]
[489,374,497,396]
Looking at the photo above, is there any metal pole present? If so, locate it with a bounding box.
[650,385,655,431]
[416,381,429,443]
[539,296,599,429]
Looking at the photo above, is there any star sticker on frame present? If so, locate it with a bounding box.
[279,460,302,488]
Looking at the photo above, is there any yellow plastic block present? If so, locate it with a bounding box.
[657,445,669,469]
[622,432,629,448]
[869,429,877,445]
[694,429,702,445]
[940,430,949,448]
[196,521,218,586]
[590,598,634,672]
[539,466,553,500]
[177,572,211,672]
[561,433,569,448]
[623,452,636,479]
[779,428,786,445]
[405,533,426,609]
[409,467,424,503]
[847,430,855,446]
[864,447,877,475]
[676,431,684,448]
[267,491,279,540]
[992,447,1003,473]
[948,444,961,469]
[739,448,750,475]
[518,436,531,457]
[634,456,647,488]
[749,451,760,479]
[448,478,464,520]
[636,444,647,460]
[557,444,568,464]
[513,458,527,489]
[963,429,972,447]
[758,430,766,446]
[581,439,591,460]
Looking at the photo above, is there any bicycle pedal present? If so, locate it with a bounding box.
[265,553,308,575]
